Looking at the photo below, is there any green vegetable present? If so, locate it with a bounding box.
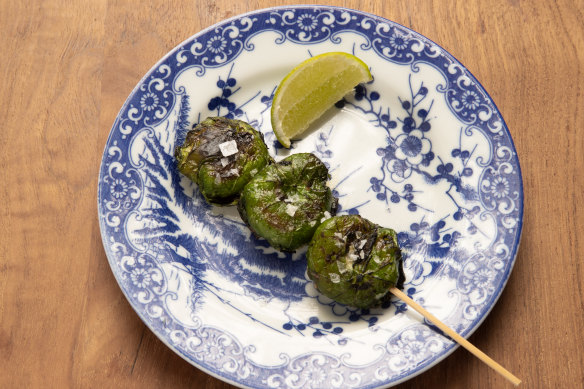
[238,153,337,251]
[174,117,272,204]
[306,215,404,308]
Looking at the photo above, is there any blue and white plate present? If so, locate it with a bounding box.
[98,5,523,388]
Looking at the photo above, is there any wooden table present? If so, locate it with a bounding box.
[1,1,582,387]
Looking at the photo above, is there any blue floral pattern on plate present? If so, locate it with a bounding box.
[98,6,523,388]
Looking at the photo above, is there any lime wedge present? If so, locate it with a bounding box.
[271,52,372,148]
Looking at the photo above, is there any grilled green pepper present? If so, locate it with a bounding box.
[237,153,337,251]
[306,215,404,308]
[174,117,272,204]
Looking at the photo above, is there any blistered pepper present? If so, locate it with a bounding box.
[306,215,404,308]
[174,117,272,204]
[238,153,337,251]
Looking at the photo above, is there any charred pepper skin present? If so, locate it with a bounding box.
[238,153,337,252]
[174,117,272,205]
[306,215,404,309]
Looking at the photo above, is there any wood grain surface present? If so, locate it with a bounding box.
[1,0,583,388]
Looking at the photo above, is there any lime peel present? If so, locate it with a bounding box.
[271,52,372,148]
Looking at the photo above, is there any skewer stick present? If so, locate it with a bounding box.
[389,287,521,386]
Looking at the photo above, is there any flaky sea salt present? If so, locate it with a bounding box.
[337,260,350,274]
[285,204,298,216]
[329,273,341,284]
[320,211,332,223]
[219,140,238,157]
[284,194,301,204]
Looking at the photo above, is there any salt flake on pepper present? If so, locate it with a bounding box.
[285,204,298,216]
[329,273,341,283]
[219,140,238,157]
[337,260,350,274]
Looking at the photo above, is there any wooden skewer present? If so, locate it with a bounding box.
[389,287,521,386]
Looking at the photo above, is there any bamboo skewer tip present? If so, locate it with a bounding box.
[389,287,521,386]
